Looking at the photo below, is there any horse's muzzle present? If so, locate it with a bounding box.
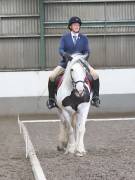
[75,89,84,97]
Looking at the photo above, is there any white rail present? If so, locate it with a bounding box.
[20,117,135,124]
[18,115,47,180]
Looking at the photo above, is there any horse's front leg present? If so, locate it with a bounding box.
[75,103,90,156]
[76,115,86,156]
[57,109,68,151]
[57,120,68,151]
[63,110,76,154]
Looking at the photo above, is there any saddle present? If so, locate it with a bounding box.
[55,73,64,90]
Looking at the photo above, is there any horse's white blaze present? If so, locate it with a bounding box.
[56,54,91,156]
[76,82,84,91]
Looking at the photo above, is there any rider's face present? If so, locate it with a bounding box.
[70,23,80,33]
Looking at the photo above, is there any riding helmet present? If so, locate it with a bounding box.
[68,16,82,29]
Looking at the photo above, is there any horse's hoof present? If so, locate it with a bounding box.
[57,145,65,152]
[64,147,75,154]
[75,151,84,157]
[75,150,86,157]
[64,150,69,154]
[82,150,87,155]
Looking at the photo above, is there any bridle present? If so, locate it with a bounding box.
[70,62,86,96]
[70,69,85,88]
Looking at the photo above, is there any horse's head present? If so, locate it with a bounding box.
[69,54,88,97]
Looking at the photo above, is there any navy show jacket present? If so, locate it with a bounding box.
[58,32,90,68]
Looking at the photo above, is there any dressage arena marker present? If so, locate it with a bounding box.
[18,115,47,180]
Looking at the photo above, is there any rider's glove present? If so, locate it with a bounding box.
[83,52,89,61]
[63,52,72,62]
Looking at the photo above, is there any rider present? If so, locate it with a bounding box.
[47,16,100,109]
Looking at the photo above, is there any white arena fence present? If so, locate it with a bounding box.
[18,115,47,180]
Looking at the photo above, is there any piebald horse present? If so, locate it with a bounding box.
[56,54,92,156]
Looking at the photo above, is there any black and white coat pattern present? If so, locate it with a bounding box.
[56,54,92,156]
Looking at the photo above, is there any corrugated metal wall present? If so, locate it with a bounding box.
[0,0,40,70]
[0,0,135,70]
[44,0,135,69]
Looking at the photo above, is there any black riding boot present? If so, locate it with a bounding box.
[46,79,56,109]
[91,79,100,107]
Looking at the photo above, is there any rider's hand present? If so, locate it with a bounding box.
[63,52,72,62]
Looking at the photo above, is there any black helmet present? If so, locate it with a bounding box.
[68,16,82,29]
